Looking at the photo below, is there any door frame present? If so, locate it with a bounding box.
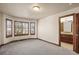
[59,13,79,53]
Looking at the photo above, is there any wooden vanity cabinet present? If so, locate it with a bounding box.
[60,34,73,44]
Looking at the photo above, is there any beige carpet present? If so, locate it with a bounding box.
[0,39,77,55]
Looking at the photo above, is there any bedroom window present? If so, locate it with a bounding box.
[14,21,23,36]
[14,21,29,36]
[30,22,35,35]
[6,19,12,37]
[23,22,29,35]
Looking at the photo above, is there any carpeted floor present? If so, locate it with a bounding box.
[0,39,77,55]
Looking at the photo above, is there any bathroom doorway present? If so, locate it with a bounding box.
[59,13,79,53]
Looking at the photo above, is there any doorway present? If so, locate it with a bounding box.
[59,14,79,53]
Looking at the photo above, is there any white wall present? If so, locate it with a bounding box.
[0,13,38,44]
[38,7,79,44]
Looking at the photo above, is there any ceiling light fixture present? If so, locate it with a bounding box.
[33,6,40,11]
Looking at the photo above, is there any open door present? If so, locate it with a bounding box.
[73,13,79,53]
[59,13,79,53]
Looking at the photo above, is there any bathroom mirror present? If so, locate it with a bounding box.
[60,15,73,33]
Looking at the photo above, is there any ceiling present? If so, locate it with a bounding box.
[0,3,79,19]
